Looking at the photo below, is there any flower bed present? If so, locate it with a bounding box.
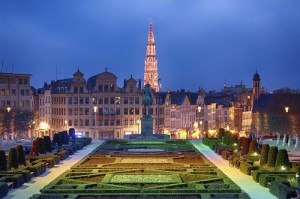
[109,174,182,183]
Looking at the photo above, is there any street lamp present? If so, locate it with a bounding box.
[136,120,140,134]
[93,106,97,139]
[6,107,11,142]
[64,120,68,131]
[285,106,289,113]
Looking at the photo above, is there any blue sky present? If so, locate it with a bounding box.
[0,0,300,92]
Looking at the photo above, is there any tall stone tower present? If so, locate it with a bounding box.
[253,71,261,100]
[144,21,159,92]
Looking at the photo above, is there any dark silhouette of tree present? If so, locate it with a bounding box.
[14,110,34,140]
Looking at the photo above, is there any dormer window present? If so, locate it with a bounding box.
[110,84,114,92]
[79,87,84,93]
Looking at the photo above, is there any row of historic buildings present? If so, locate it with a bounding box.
[1,21,299,140]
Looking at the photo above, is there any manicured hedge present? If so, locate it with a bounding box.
[0,182,8,198]
[8,147,18,170]
[36,137,46,154]
[267,146,278,168]
[269,178,295,199]
[0,150,7,171]
[44,136,52,152]
[241,138,250,156]
[248,140,258,155]
[275,149,290,171]
[237,137,245,152]
[16,145,26,166]
[26,162,46,177]
[0,173,24,188]
[30,140,39,156]
[260,144,269,167]
[239,161,259,175]
[252,170,296,182]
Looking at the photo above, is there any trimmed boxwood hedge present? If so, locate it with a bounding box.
[0,182,8,198]
[239,161,259,175]
[44,136,52,152]
[248,140,258,155]
[36,137,46,154]
[16,145,26,166]
[8,147,18,170]
[275,149,290,171]
[259,144,269,167]
[267,146,278,168]
[269,178,295,199]
[241,138,250,156]
[0,150,7,171]
[252,170,296,182]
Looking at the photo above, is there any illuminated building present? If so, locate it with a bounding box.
[144,21,160,92]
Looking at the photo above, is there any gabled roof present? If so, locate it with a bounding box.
[253,94,300,113]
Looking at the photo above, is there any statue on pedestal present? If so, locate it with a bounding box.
[142,83,153,116]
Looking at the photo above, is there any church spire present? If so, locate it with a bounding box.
[144,20,159,92]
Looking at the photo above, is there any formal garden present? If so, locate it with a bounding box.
[0,129,92,198]
[202,128,300,199]
[30,139,250,199]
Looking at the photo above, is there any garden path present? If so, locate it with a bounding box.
[191,140,277,199]
[4,140,104,199]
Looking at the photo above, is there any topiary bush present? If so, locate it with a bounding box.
[259,144,270,167]
[16,145,26,166]
[53,133,62,147]
[0,150,7,171]
[36,137,46,154]
[275,149,290,171]
[241,138,250,156]
[230,134,239,148]
[8,147,18,170]
[267,146,278,168]
[224,131,231,146]
[237,137,245,152]
[218,128,225,139]
[30,139,39,156]
[248,140,258,155]
[69,128,76,140]
[43,136,52,152]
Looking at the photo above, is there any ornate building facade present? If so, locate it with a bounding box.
[37,69,143,139]
[144,21,160,92]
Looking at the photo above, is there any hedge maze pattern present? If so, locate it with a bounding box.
[35,140,250,199]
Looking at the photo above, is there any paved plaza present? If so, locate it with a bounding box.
[5,139,299,199]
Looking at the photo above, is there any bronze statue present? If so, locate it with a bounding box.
[142,83,153,115]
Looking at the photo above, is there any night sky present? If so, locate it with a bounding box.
[1,0,300,92]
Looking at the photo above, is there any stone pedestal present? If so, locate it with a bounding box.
[141,115,153,137]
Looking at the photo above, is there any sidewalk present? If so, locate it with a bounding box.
[4,140,104,199]
[190,140,277,199]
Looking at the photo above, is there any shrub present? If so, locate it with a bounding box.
[270,178,295,199]
[218,128,225,139]
[0,150,7,171]
[44,136,52,152]
[275,149,290,171]
[241,138,250,156]
[248,140,258,155]
[36,137,46,154]
[69,128,76,140]
[267,146,278,168]
[8,148,18,170]
[30,139,39,156]
[63,131,69,145]
[0,182,8,198]
[298,161,300,186]
[223,131,231,146]
[259,144,270,166]
[239,161,259,175]
[53,133,62,147]
[16,145,26,166]
[230,134,239,148]
[237,137,245,152]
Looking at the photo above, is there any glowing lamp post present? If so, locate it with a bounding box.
[285,107,289,113]
[65,120,68,131]
[136,120,140,134]
[6,107,11,142]
[93,106,97,139]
